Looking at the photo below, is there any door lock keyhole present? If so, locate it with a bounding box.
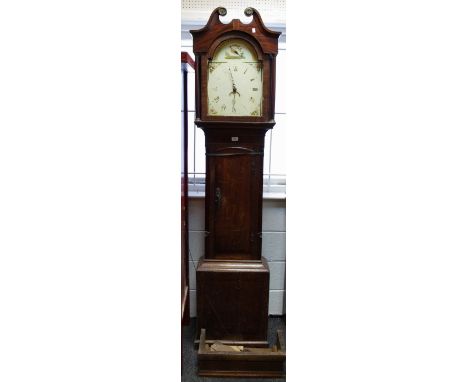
[215,187,221,208]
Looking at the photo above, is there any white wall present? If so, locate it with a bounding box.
[181,0,286,27]
[188,197,286,316]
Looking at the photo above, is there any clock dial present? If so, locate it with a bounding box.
[207,39,263,117]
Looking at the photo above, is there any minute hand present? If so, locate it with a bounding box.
[228,69,241,97]
[228,67,236,87]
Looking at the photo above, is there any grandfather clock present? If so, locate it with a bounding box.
[191,7,280,347]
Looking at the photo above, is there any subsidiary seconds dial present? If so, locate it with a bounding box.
[207,39,263,117]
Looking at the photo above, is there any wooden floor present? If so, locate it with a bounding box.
[182,316,286,382]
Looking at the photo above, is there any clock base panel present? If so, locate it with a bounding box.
[196,256,270,345]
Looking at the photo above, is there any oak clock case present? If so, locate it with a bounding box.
[191,7,281,357]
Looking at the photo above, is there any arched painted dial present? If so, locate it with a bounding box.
[207,39,263,117]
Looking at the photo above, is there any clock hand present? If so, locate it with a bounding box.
[229,85,240,97]
[228,67,236,87]
[227,68,241,111]
[228,67,242,98]
[229,87,241,103]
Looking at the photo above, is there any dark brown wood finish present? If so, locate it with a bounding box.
[181,52,194,325]
[191,7,280,125]
[204,127,267,260]
[191,8,279,262]
[181,51,195,69]
[190,8,282,373]
[196,257,270,344]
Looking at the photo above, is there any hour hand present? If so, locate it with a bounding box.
[229,85,240,97]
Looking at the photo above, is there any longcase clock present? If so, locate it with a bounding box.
[191,7,280,348]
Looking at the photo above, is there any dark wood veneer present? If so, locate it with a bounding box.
[181,51,193,326]
[190,8,284,377]
[196,257,270,343]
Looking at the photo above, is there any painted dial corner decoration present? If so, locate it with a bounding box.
[208,39,263,117]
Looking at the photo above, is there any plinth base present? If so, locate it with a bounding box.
[196,257,270,345]
[197,328,286,378]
